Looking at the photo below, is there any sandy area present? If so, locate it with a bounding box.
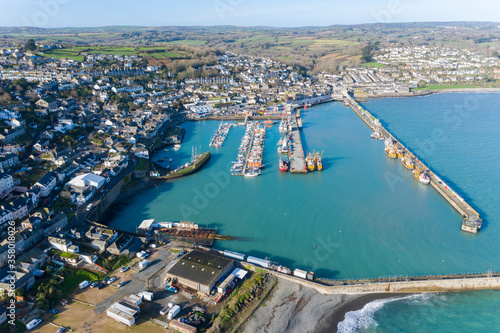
[241,278,403,333]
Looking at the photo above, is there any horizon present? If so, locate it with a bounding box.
[1,0,500,29]
[1,20,500,30]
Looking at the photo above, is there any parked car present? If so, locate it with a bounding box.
[103,276,110,284]
[57,327,66,333]
[49,309,58,314]
[117,280,127,288]
[90,281,99,288]
[97,282,106,289]
[120,266,130,273]
[60,299,68,306]
[107,277,116,284]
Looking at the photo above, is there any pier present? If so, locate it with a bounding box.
[288,121,307,174]
[344,95,482,233]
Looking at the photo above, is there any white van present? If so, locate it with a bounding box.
[79,280,91,289]
[26,319,42,330]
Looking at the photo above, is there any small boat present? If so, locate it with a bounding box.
[279,159,289,172]
[158,158,164,162]
[244,171,260,177]
[315,151,323,171]
[306,152,316,171]
[174,144,181,151]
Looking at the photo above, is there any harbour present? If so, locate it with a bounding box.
[344,94,482,233]
[110,97,500,280]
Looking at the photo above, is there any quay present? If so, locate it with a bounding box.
[343,95,482,233]
[288,120,307,174]
[153,151,211,180]
[194,246,500,295]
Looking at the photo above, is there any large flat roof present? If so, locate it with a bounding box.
[167,250,233,287]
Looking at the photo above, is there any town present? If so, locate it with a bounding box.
[0,33,498,332]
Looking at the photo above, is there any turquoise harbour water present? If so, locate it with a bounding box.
[110,93,499,332]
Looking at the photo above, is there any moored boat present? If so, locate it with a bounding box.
[401,155,414,169]
[279,158,289,172]
[385,145,397,159]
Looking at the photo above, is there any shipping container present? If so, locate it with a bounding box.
[223,249,246,261]
[167,305,181,320]
[247,256,271,269]
[218,274,235,294]
[293,269,308,279]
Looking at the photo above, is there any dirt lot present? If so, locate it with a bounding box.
[33,302,167,333]
[73,284,117,305]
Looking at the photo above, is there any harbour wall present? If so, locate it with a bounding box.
[343,95,481,232]
[269,271,500,295]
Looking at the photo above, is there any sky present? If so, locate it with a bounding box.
[0,0,499,28]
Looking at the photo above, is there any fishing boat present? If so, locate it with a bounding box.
[315,151,323,171]
[396,148,404,158]
[385,145,397,159]
[297,117,303,129]
[244,171,260,177]
[264,118,276,125]
[370,131,380,139]
[413,168,430,185]
[279,159,289,172]
[306,152,316,171]
[401,156,414,169]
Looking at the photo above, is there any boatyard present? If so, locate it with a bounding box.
[344,95,482,233]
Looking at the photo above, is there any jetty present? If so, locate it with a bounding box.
[344,95,482,233]
[288,120,307,174]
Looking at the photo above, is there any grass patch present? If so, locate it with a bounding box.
[413,84,481,91]
[60,269,100,294]
[362,62,387,68]
[133,158,148,171]
[59,252,80,259]
[167,39,207,46]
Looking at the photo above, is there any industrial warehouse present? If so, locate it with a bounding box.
[165,250,235,295]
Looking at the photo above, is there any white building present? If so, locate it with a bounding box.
[67,173,105,189]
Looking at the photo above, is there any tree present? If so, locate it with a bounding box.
[25,39,36,51]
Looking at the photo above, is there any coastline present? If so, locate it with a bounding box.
[315,293,409,333]
[424,87,500,94]
[241,276,411,333]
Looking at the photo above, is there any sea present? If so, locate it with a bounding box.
[109,92,500,332]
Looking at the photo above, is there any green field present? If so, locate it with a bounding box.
[362,62,388,68]
[413,84,481,91]
[167,39,207,46]
[234,35,276,43]
[312,38,360,46]
[40,46,184,61]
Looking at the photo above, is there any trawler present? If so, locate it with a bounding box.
[306,152,316,171]
[385,145,397,159]
[315,151,323,171]
[401,155,414,169]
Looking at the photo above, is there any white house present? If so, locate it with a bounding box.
[34,172,57,197]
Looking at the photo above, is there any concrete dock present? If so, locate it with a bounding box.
[288,122,307,174]
[344,95,482,233]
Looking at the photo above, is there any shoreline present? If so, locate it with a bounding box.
[316,293,409,333]
[241,276,412,333]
